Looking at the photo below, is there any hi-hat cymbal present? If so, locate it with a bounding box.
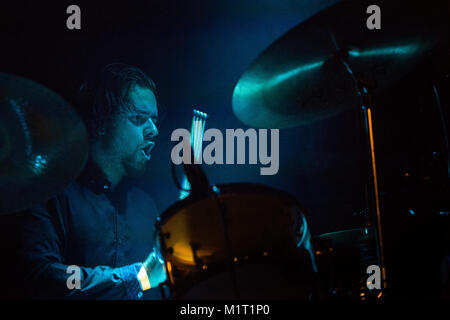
[232,0,450,128]
[0,73,88,215]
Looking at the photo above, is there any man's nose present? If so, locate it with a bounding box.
[144,119,158,140]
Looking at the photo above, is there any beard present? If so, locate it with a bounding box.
[123,149,149,178]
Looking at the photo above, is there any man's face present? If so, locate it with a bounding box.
[104,85,159,178]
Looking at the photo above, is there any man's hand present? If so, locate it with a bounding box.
[139,250,167,290]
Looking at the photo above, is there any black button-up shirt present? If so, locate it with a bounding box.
[18,161,161,299]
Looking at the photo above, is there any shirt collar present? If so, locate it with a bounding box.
[77,158,113,194]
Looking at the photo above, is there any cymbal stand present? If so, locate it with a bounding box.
[328,32,387,291]
[359,83,387,291]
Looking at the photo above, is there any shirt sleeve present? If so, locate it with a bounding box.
[18,194,144,300]
[118,262,144,299]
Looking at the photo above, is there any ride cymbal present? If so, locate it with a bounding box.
[232,0,449,128]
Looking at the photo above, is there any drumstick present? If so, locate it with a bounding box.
[179,109,208,200]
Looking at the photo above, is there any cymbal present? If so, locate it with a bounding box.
[0,73,88,215]
[315,227,375,247]
[232,0,450,128]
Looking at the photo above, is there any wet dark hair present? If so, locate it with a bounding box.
[77,63,159,142]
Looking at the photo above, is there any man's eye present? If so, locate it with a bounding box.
[130,115,147,125]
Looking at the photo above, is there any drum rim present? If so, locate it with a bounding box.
[157,182,304,226]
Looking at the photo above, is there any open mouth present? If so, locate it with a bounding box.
[141,142,155,160]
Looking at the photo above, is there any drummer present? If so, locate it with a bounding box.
[17,63,166,299]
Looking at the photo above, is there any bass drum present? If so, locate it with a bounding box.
[155,183,317,299]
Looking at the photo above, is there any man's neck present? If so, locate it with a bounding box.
[91,144,124,190]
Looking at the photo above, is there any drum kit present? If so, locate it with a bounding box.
[1,0,449,299]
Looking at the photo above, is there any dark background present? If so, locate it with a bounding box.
[1,0,449,299]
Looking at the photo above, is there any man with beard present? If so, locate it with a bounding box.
[18,63,167,299]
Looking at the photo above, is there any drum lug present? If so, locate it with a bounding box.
[190,242,203,267]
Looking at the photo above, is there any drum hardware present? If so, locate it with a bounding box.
[331,44,387,288]
[190,242,203,267]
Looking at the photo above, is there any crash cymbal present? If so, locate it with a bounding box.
[232,0,450,128]
[0,73,88,215]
